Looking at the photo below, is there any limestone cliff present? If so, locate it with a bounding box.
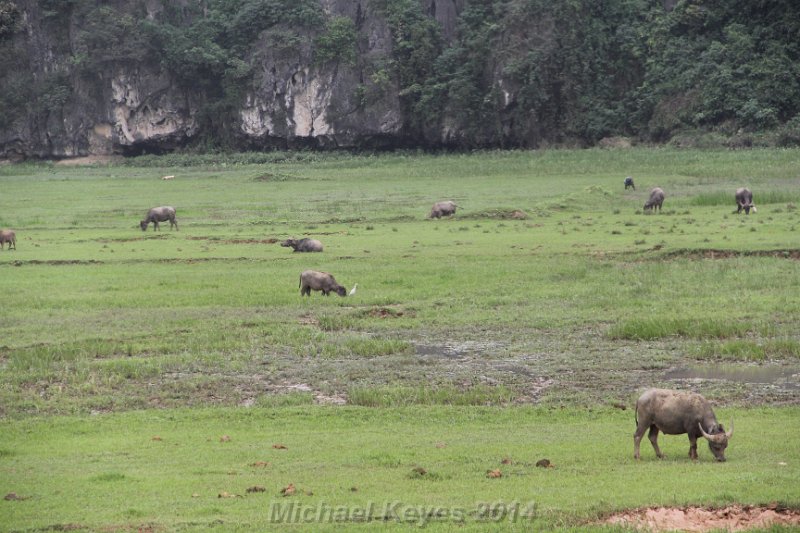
[0,0,442,158]
[2,0,785,159]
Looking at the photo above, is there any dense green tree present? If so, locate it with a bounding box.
[1,0,799,149]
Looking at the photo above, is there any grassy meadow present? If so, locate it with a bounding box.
[1,148,799,530]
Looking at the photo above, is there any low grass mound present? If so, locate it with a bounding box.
[608,318,765,341]
[694,339,800,361]
[347,384,516,407]
[691,190,800,206]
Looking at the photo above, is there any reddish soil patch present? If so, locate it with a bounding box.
[369,307,405,318]
[606,505,800,532]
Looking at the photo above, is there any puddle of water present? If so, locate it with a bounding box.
[665,364,800,389]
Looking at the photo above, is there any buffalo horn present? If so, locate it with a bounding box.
[698,423,726,443]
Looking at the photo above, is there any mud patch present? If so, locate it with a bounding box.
[659,249,800,260]
[665,364,800,391]
[606,505,800,532]
[253,172,305,182]
[186,236,278,244]
[415,340,506,359]
[369,307,406,319]
[97,236,165,242]
[297,314,319,327]
[10,259,104,266]
[512,377,554,403]
[463,208,529,220]
[272,383,346,405]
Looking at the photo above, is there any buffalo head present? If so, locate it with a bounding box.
[698,421,734,462]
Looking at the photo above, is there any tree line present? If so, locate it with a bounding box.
[0,0,798,150]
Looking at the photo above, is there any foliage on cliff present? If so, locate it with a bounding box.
[0,0,799,151]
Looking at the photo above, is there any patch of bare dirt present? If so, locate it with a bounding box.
[253,172,305,182]
[297,315,319,327]
[185,236,278,244]
[658,249,800,260]
[463,208,530,220]
[605,505,800,532]
[369,307,406,318]
[11,259,104,266]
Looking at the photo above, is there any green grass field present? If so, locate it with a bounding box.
[1,148,799,530]
[2,407,799,531]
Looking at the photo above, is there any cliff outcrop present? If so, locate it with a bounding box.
[1,0,797,159]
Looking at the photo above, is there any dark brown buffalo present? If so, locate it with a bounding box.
[281,238,323,252]
[299,270,346,297]
[624,177,635,190]
[643,187,665,212]
[140,206,178,231]
[429,200,457,219]
[0,229,16,250]
[735,187,756,214]
[634,388,733,462]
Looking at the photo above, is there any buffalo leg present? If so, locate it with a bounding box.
[648,425,665,458]
[688,436,698,460]
[633,422,649,460]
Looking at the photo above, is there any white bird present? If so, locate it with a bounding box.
[349,283,358,296]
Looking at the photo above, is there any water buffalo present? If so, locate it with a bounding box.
[624,177,635,190]
[643,187,665,212]
[299,270,346,297]
[281,238,323,252]
[0,229,16,250]
[429,200,457,219]
[140,206,178,231]
[634,388,733,462]
[735,187,756,214]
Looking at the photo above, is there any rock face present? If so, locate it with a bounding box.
[0,0,700,159]
[0,0,419,159]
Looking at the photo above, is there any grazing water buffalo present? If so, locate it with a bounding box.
[0,229,16,250]
[299,270,347,297]
[634,388,733,462]
[624,176,635,190]
[140,206,178,231]
[643,187,665,212]
[735,187,756,214]
[429,200,457,219]
[281,238,323,252]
